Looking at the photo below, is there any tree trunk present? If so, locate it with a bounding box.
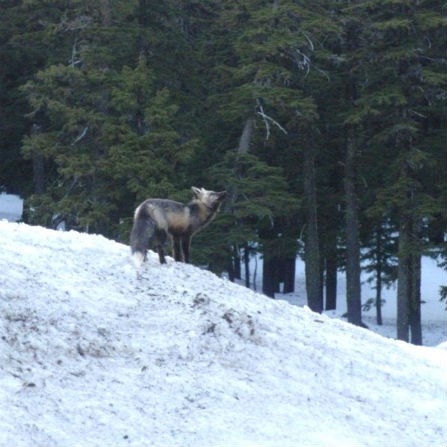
[262,256,277,298]
[226,247,241,282]
[252,254,258,292]
[244,245,250,288]
[225,118,254,214]
[319,250,325,308]
[397,189,423,344]
[409,252,422,345]
[344,129,363,326]
[375,228,383,326]
[227,259,236,282]
[31,125,45,194]
[32,152,45,195]
[238,117,254,155]
[375,262,383,326]
[397,220,423,344]
[138,0,149,55]
[303,143,322,313]
[325,248,337,311]
[233,246,241,280]
[224,117,255,279]
[283,257,296,294]
[397,219,410,342]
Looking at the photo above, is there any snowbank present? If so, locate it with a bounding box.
[0,193,23,222]
[0,222,446,447]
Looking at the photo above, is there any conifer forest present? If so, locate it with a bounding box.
[1,1,446,344]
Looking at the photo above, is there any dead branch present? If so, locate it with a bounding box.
[71,127,89,145]
[256,99,287,140]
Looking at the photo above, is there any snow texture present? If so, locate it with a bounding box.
[0,194,23,222]
[276,256,447,347]
[0,221,446,447]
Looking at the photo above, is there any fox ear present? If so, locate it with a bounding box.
[191,186,201,197]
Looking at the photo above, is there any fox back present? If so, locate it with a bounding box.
[130,187,226,266]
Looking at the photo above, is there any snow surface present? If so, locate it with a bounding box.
[1,221,446,447]
[0,193,23,222]
[268,256,447,347]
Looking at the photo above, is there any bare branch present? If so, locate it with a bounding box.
[69,39,82,68]
[71,127,89,145]
[256,99,287,140]
[294,48,311,76]
[257,102,271,140]
[62,176,79,200]
[303,32,315,51]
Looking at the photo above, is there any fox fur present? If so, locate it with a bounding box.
[130,187,226,266]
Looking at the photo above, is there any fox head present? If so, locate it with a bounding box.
[191,187,226,210]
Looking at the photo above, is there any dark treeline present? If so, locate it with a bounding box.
[1,0,445,344]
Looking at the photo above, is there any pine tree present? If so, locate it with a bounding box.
[361,221,398,325]
[20,1,195,238]
[0,0,78,195]
[345,0,446,342]
[202,0,340,307]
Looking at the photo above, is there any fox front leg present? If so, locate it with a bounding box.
[181,236,191,263]
[172,236,183,262]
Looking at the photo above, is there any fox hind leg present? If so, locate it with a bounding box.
[155,229,168,264]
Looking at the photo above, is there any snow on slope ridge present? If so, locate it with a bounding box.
[0,221,446,447]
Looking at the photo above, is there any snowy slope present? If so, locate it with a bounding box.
[0,221,446,447]
[275,257,446,347]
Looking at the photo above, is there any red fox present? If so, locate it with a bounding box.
[130,187,226,266]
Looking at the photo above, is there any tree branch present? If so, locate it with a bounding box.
[256,99,287,140]
[71,126,89,145]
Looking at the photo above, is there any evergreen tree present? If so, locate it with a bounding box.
[361,221,398,325]
[204,0,339,308]
[0,0,79,195]
[346,0,446,342]
[20,1,195,238]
